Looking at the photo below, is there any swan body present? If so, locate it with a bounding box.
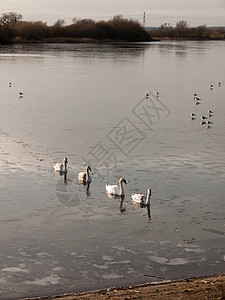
[78,166,92,183]
[194,97,201,101]
[106,177,127,196]
[132,188,151,205]
[208,110,213,117]
[207,120,213,125]
[54,157,68,173]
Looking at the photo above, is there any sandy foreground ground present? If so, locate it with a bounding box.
[25,274,225,300]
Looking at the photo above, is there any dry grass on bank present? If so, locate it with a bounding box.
[26,274,225,300]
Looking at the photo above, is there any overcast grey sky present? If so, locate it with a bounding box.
[1,0,225,26]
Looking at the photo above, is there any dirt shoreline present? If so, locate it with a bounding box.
[25,274,225,300]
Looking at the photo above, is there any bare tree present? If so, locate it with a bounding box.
[72,17,77,24]
[0,12,23,26]
[53,19,65,27]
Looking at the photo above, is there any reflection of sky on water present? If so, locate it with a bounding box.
[0,41,225,299]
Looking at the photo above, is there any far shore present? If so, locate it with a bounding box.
[2,37,225,45]
[8,37,157,44]
[25,274,225,300]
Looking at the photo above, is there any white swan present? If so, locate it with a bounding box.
[78,166,92,183]
[105,177,127,196]
[208,110,213,117]
[54,157,68,173]
[132,188,151,205]
[190,113,196,119]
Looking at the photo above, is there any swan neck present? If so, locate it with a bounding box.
[119,180,124,195]
[146,190,151,204]
[64,161,67,171]
[86,168,90,181]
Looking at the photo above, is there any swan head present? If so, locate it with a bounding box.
[119,177,127,184]
[64,157,68,164]
[86,165,92,172]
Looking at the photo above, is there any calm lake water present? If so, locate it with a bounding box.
[0,41,225,299]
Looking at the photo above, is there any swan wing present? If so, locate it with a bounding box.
[132,193,145,204]
[78,171,86,181]
[106,184,120,195]
[54,163,63,172]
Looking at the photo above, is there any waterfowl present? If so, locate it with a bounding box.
[201,115,208,120]
[207,120,213,125]
[210,84,214,89]
[194,97,201,101]
[145,93,150,98]
[190,113,196,119]
[218,82,221,87]
[78,165,92,183]
[54,157,68,173]
[19,92,23,96]
[156,92,159,97]
[132,188,151,206]
[194,93,198,97]
[208,110,214,117]
[105,177,127,196]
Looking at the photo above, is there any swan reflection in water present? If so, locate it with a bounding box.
[106,193,126,213]
[78,179,91,197]
[133,202,151,221]
[54,169,69,185]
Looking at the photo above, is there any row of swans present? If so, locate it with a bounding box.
[54,158,151,207]
[54,157,92,183]
[105,177,151,206]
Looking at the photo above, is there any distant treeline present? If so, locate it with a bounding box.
[148,20,225,40]
[0,12,152,44]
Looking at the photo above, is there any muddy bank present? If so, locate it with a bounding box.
[25,274,225,300]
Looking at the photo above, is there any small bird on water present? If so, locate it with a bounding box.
[190,113,197,119]
[194,97,201,101]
